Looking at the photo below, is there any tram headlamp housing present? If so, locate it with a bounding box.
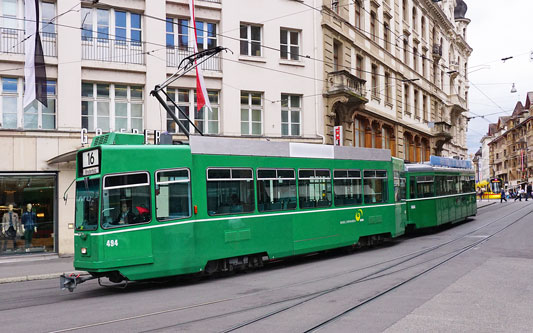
[81,248,87,255]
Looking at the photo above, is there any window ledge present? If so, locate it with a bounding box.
[239,55,267,63]
[279,59,305,67]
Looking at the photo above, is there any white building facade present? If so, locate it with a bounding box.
[0,0,323,256]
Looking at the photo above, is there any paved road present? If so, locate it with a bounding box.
[2,201,533,332]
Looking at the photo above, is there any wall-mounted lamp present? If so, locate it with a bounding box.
[511,83,517,93]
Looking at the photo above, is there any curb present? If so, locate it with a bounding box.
[0,271,85,284]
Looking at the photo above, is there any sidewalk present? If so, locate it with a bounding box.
[0,253,82,284]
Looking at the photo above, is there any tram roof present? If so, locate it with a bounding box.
[405,163,474,173]
[189,136,391,161]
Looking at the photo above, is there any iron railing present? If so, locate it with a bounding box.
[82,38,145,65]
[0,28,56,57]
[166,46,221,71]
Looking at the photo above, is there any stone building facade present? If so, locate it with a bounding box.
[321,0,471,162]
[488,93,533,187]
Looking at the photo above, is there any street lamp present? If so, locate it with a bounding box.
[511,83,517,93]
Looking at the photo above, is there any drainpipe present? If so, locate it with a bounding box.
[313,0,325,144]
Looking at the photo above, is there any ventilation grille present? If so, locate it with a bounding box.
[91,134,111,147]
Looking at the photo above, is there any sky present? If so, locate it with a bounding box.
[466,0,533,155]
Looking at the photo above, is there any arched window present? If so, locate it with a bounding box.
[421,17,426,39]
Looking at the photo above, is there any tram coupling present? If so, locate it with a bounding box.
[60,273,96,292]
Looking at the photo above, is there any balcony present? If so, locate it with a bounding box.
[166,46,221,72]
[432,121,453,141]
[82,38,144,65]
[450,94,467,111]
[432,44,442,60]
[325,70,367,104]
[0,28,56,57]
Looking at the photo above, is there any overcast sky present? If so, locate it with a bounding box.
[466,0,533,154]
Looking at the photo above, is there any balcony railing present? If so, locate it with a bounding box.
[0,28,56,57]
[166,46,221,72]
[326,70,367,102]
[82,38,144,65]
[201,0,221,3]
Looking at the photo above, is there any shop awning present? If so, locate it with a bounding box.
[47,150,77,164]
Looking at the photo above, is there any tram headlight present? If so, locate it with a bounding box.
[81,248,87,255]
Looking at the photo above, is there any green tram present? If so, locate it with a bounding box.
[405,163,476,231]
[62,132,475,290]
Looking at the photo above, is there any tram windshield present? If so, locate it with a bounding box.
[75,179,100,231]
[490,180,502,194]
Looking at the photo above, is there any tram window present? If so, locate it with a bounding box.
[101,172,151,229]
[333,169,362,206]
[298,169,332,208]
[416,176,434,198]
[155,169,191,221]
[75,178,100,231]
[393,171,406,202]
[207,168,254,215]
[257,169,296,212]
[409,177,416,199]
[436,176,446,196]
[363,170,388,204]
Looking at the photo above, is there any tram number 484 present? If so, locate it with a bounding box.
[106,239,119,247]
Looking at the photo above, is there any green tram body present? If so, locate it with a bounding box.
[73,133,473,282]
[405,164,477,230]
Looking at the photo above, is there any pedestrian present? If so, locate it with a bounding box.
[481,187,485,201]
[527,183,533,201]
[514,186,524,202]
[500,187,507,203]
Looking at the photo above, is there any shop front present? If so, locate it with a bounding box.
[0,173,57,255]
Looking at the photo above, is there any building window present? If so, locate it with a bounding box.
[422,50,427,77]
[402,0,407,21]
[421,16,426,39]
[166,18,189,49]
[333,41,341,71]
[403,40,408,65]
[382,126,391,149]
[331,0,339,14]
[195,21,217,50]
[241,91,262,135]
[356,55,363,78]
[280,29,299,60]
[281,94,301,136]
[422,95,428,121]
[81,83,143,132]
[384,21,390,51]
[403,84,410,116]
[0,77,56,130]
[371,64,379,100]
[240,23,261,56]
[81,7,143,64]
[166,88,219,135]
[413,46,418,71]
[414,89,419,119]
[412,7,417,32]
[370,11,377,42]
[355,1,362,29]
[384,72,392,105]
[354,118,365,147]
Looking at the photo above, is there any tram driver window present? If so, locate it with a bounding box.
[333,170,362,206]
[257,169,297,212]
[207,168,254,215]
[298,169,332,208]
[101,172,151,228]
[155,169,191,221]
[363,170,388,204]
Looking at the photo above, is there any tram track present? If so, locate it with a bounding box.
[216,204,533,333]
[46,202,529,332]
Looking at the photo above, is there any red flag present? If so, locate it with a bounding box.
[189,0,211,112]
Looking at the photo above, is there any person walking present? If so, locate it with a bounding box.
[501,188,507,203]
[527,183,533,201]
[514,186,524,202]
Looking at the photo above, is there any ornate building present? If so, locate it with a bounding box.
[322,0,471,161]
